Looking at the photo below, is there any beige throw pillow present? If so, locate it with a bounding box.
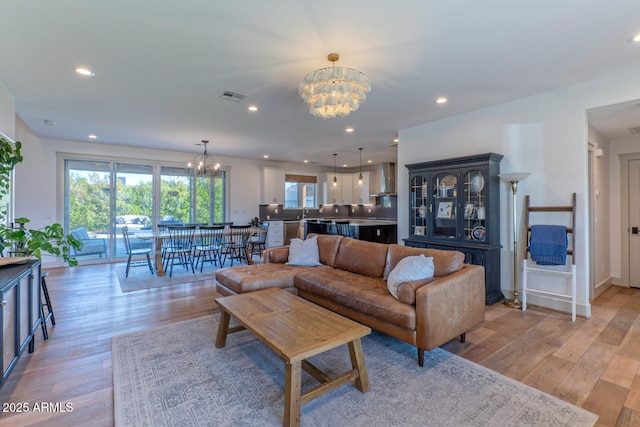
[286,235,322,266]
[387,254,434,299]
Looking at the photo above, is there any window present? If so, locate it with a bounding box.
[284,174,317,209]
[63,157,228,264]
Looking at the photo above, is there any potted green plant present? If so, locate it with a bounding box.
[0,136,82,266]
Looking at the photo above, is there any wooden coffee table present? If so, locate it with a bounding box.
[215,287,371,427]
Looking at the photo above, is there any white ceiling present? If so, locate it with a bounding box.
[2,1,640,167]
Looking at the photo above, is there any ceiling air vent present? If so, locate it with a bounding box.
[219,90,247,102]
[629,126,640,135]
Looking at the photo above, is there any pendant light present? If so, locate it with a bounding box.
[357,147,364,185]
[332,153,338,187]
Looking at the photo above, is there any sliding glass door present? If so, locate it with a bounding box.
[63,158,227,264]
[113,163,154,257]
[65,160,112,259]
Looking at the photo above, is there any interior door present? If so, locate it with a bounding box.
[629,159,640,287]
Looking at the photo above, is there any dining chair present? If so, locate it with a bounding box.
[121,225,154,277]
[193,225,225,271]
[163,225,196,277]
[221,225,251,266]
[248,221,269,259]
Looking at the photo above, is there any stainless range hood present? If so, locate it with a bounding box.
[371,162,396,196]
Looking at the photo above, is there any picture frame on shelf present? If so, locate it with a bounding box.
[437,201,453,218]
[464,203,475,219]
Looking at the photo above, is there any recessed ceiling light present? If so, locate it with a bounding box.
[345,127,354,133]
[367,160,372,163]
[435,97,448,104]
[393,137,399,143]
[629,33,640,43]
[88,134,97,139]
[342,164,347,167]
[263,154,269,159]
[248,105,258,112]
[74,67,95,77]
[303,160,309,163]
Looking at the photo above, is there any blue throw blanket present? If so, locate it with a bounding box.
[529,225,567,265]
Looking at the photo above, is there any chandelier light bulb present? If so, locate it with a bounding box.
[188,140,220,177]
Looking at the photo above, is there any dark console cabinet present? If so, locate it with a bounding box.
[403,153,504,304]
[1,259,42,388]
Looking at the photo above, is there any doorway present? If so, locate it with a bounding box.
[628,158,640,287]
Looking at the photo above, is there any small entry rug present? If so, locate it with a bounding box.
[116,264,220,292]
[111,315,598,427]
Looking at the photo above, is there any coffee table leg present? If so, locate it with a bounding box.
[284,361,302,427]
[215,310,231,348]
[348,339,370,392]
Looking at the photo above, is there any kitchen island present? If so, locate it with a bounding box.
[303,219,397,244]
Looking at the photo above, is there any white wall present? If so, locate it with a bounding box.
[398,67,640,318]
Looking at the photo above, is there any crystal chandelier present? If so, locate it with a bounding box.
[188,140,220,177]
[299,53,371,118]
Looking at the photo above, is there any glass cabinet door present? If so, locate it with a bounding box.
[462,169,486,242]
[432,173,457,239]
[410,174,428,236]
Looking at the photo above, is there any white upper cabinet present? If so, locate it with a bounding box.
[322,171,371,205]
[260,167,285,204]
[323,172,344,204]
[351,171,371,204]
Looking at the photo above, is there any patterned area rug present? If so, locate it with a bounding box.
[116,264,220,292]
[117,257,262,292]
[112,315,598,426]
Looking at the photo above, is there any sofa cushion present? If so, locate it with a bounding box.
[308,233,343,267]
[384,244,464,279]
[215,263,331,294]
[387,254,434,299]
[71,227,90,241]
[287,235,322,266]
[332,238,389,277]
[295,269,416,330]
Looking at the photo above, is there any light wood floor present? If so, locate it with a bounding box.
[0,263,637,426]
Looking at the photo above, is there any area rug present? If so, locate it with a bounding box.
[116,264,220,292]
[111,315,598,427]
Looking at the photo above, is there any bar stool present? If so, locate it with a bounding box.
[40,271,55,340]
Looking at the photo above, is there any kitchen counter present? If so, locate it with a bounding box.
[302,218,397,244]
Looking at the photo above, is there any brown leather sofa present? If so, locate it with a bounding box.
[215,234,485,366]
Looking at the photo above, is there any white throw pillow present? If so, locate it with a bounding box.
[387,254,435,299]
[286,235,322,266]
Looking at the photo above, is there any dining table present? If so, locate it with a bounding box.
[134,226,266,276]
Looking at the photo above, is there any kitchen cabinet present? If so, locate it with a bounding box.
[351,171,371,204]
[403,152,504,304]
[266,220,284,248]
[323,172,346,204]
[352,222,397,244]
[284,221,300,244]
[323,172,371,205]
[260,167,285,204]
[1,259,42,388]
